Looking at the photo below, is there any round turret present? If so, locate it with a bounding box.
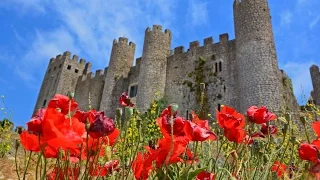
[234,0,281,112]
[136,25,171,112]
[100,37,136,117]
[310,64,320,105]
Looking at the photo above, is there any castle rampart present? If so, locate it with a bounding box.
[100,37,136,117]
[136,25,171,112]
[33,51,87,114]
[234,0,281,112]
[34,0,299,118]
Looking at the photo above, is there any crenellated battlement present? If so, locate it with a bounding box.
[95,69,104,78]
[145,25,171,36]
[189,41,200,49]
[171,34,233,56]
[78,69,105,83]
[49,51,87,67]
[113,37,135,48]
[219,33,229,43]
[204,37,214,45]
[35,2,299,118]
[310,64,320,72]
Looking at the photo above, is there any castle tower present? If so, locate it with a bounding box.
[100,37,136,117]
[33,51,87,114]
[233,0,281,112]
[310,65,320,105]
[136,25,171,112]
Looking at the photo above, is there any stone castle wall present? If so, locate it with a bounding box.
[165,35,238,115]
[100,38,136,117]
[136,25,171,112]
[310,65,320,105]
[74,69,105,111]
[234,0,281,112]
[33,51,86,114]
[33,0,300,118]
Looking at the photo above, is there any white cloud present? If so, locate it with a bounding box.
[0,0,46,14]
[3,0,179,87]
[280,11,293,27]
[15,27,79,88]
[309,15,320,29]
[282,61,315,104]
[187,0,209,27]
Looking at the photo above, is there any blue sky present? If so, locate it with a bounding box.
[0,0,319,126]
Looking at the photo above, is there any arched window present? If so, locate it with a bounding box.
[219,62,222,72]
[42,100,47,107]
[215,63,218,73]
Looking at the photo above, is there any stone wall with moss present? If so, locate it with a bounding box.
[165,36,238,116]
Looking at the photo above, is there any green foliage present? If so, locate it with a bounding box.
[0,118,13,157]
[140,97,168,144]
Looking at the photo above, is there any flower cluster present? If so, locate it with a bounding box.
[17,91,320,179]
[298,121,320,176]
[19,94,120,179]
[132,105,217,179]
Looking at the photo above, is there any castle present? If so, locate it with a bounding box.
[310,65,320,106]
[33,0,299,118]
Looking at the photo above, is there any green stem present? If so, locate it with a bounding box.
[14,145,20,180]
[22,151,32,180]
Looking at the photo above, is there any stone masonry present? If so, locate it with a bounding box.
[310,65,320,105]
[33,0,299,117]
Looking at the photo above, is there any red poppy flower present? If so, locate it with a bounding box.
[88,113,116,138]
[196,171,215,180]
[48,94,78,115]
[184,121,216,141]
[27,108,46,135]
[223,128,246,143]
[46,166,80,180]
[20,131,40,152]
[132,153,153,180]
[90,160,119,176]
[42,108,85,142]
[271,161,287,178]
[191,111,210,130]
[161,104,178,117]
[260,123,278,135]
[313,121,320,137]
[156,115,186,138]
[184,148,198,164]
[146,136,189,168]
[119,92,134,107]
[298,143,319,163]
[216,106,245,129]
[73,109,98,123]
[247,106,276,124]
[43,137,81,158]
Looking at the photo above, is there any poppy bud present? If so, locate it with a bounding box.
[15,139,20,150]
[105,146,112,161]
[68,92,75,99]
[282,124,288,134]
[125,107,133,121]
[170,103,179,115]
[85,119,90,132]
[290,136,296,144]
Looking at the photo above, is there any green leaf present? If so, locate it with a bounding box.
[180,167,207,180]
